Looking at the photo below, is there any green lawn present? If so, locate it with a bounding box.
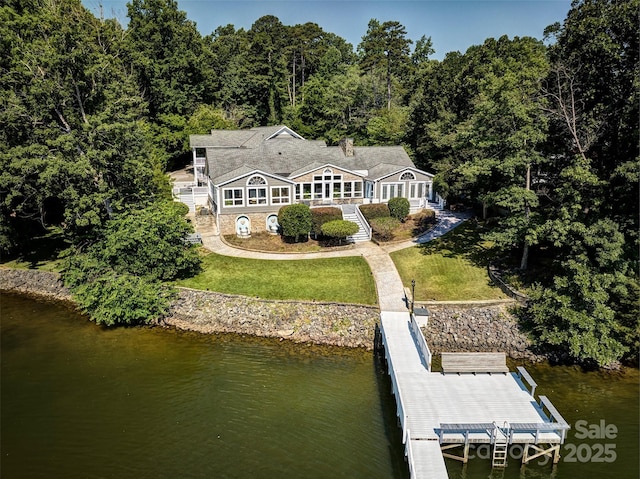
[176,252,378,305]
[390,222,507,301]
[0,229,68,272]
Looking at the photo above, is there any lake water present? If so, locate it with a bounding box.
[1,294,638,478]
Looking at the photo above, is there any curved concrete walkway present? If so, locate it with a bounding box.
[197,211,470,313]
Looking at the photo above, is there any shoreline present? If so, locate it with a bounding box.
[0,267,540,358]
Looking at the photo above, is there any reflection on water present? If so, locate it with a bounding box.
[1,293,637,479]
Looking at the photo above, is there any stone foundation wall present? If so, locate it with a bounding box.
[219,212,273,236]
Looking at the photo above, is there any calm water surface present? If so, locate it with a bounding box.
[1,294,638,478]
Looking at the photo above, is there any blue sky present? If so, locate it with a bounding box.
[83,0,572,60]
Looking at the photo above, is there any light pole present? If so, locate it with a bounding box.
[411,279,415,315]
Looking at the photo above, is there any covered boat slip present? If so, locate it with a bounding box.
[379,312,569,479]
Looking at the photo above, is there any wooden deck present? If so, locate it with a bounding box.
[379,311,569,479]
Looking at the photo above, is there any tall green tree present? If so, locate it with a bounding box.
[125,0,212,160]
[520,0,640,366]
[0,0,165,252]
[358,19,412,110]
[410,36,549,269]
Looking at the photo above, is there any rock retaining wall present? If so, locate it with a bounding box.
[165,288,380,349]
[422,304,541,361]
[0,268,72,302]
[1,268,539,358]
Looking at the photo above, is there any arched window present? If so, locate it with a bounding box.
[400,171,416,181]
[247,175,267,185]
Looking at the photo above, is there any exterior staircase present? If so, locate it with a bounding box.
[341,204,370,243]
[179,192,196,213]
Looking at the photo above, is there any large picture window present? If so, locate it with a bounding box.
[223,188,243,206]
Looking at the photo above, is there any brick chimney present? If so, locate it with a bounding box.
[339,138,354,157]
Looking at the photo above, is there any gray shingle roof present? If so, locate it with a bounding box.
[191,126,421,184]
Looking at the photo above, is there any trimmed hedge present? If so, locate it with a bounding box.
[359,203,390,221]
[370,217,400,242]
[310,207,342,238]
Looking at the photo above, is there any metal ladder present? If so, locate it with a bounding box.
[492,422,509,468]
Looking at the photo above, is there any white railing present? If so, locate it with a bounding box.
[380,322,407,437]
[172,185,208,196]
[405,427,415,477]
[409,315,432,372]
[194,157,206,166]
[355,205,372,240]
[380,321,422,479]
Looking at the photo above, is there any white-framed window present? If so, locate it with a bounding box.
[271,186,290,204]
[195,148,206,158]
[302,183,312,200]
[382,183,403,200]
[343,181,363,198]
[400,171,415,181]
[247,175,267,205]
[248,188,267,205]
[313,183,323,199]
[223,188,243,207]
[409,182,425,199]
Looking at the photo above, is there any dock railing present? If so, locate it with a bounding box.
[405,427,415,477]
[380,322,408,441]
[409,315,432,371]
[516,366,537,397]
[438,423,497,444]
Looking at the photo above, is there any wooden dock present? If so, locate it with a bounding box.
[379,311,569,478]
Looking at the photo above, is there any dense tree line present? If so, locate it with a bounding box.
[1,0,636,365]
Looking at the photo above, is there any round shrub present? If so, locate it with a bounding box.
[171,201,190,217]
[321,220,359,244]
[388,197,410,221]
